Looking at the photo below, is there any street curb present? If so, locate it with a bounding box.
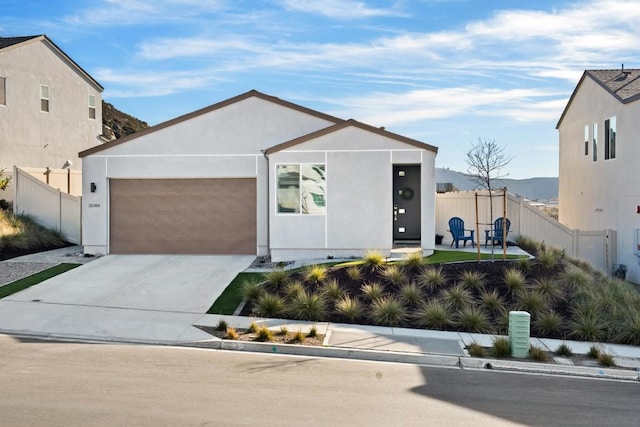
[3,328,639,382]
[186,338,462,367]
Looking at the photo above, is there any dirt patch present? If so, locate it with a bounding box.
[197,326,325,346]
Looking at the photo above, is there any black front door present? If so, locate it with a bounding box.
[393,165,421,242]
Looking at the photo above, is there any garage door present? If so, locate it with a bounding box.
[109,178,256,255]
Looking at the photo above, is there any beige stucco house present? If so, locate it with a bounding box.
[0,35,103,197]
[557,68,640,283]
[80,90,438,260]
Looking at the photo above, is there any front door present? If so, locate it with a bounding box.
[393,165,421,242]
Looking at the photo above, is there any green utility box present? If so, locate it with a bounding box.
[509,311,530,358]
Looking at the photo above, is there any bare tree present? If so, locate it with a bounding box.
[466,138,512,245]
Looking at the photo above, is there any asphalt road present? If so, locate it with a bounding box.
[1,335,638,426]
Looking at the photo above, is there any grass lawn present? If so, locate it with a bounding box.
[207,250,528,315]
[0,263,81,299]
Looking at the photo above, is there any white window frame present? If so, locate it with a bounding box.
[276,163,326,215]
[0,77,5,106]
[88,94,96,119]
[40,84,49,112]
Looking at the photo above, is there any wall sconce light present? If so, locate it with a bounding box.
[90,182,96,193]
[62,160,72,169]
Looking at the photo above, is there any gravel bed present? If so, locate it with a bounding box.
[0,262,58,287]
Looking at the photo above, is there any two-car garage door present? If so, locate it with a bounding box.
[109,178,256,255]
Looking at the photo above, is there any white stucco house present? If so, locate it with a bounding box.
[0,35,103,172]
[79,90,438,260]
[557,67,640,283]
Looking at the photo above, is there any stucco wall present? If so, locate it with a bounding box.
[81,96,337,255]
[0,40,102,176]
[559,76,640,282]
[268,125,436,261]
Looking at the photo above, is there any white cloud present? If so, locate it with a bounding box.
[278,0,406,19]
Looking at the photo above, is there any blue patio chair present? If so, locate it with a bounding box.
[448,217,475,248]
[484,217,511,247]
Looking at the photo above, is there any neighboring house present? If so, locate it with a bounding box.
[0,35,103,194]
[557,67,640,283]
[80,90,438,260]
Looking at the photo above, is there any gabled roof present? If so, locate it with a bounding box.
[0,35,103,91]
[556,68,640,128]
[265,118,438,155]
[79,90,345,157]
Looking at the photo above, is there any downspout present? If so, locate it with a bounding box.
[262,150,270,258]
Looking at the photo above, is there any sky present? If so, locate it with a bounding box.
[2,0,639,178]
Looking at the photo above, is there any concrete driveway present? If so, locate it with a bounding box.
[0,255,254,342]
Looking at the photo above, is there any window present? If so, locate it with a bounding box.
[605,116,616,160]
[592,122,597,162]
[277,164,326,214]
[584,125,589,156]
[88,94,96,119]
[40,84,49,112]
[0,77,5,105]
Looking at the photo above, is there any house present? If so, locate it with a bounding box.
[0,35,103,197]
[79,90,438,260]
[557,67,640,283]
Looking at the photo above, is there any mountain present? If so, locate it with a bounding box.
[436,168,558,201]
[102,101,149,141]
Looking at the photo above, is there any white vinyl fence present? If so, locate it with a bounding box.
[436,190,616,274]
[13,166,82,244]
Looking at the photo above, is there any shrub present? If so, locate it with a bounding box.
[264,269,288,287]
[305,264,327,284]
[459,270,486,290]
[248,322,259,333]
[256,325,273,342]
[514,235,537,253]
[403,251,424,268]
[466,342,486,357]
[288,291,327,321]
[284,280,305,300]
[558,266,592,291]
[536,249,559,270]
[418,266,447,290]
[570,315,605,342]
[292,331,305,343]
[322,279,344,303]
[529,345,549,362]
[598,352,616,367]
[346,265,362,281]
[615,311,640,346]
[363,250,386,268]
[215,319,228,332]
[534,311,565,337]
[533,277,564,302]
[515,257,533,272]
[379,264,407,286]
[370,297,407,326]
[516,290,549,317]
[224,327,239,340]
[587,345,601,359]
[555,343,573,357]
[307,326,318,338]
[399,282,424,308]
[490,337,511,358]
[440,284,474,311]
[253,293,286,318]
[503,268,526,294]
[241,279,265,301]
[413,300,454,330]
[335,296,364,323]
[361,282,385,302]
[455,307,491,333]
[479,289,505,314]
